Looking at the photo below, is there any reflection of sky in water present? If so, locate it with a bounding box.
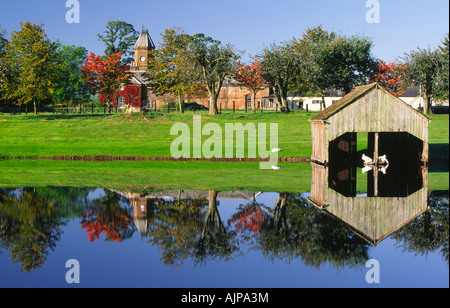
[0,189,448,288]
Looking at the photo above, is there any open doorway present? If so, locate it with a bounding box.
[328,132,425,198]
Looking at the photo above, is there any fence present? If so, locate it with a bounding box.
[0,101,305,115]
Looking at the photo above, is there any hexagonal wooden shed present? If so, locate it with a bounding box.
[309,83,430,166]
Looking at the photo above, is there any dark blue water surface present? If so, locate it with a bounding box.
[0,187,448,288]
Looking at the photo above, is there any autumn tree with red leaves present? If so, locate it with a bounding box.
[81,193,133,243]
[227,201,270,235]
[371,59,410,96]
[81,52,131,111]
[234,60,266,112]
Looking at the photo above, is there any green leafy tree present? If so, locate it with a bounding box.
[436,33,449,101]
[293,25,336,111]
[401,47,445,114]
[0,25,14,107]
[259,41,301,113]
[293,25,377,111]
[321,35,376,93]
[53,43,91,112]
[145,27,206,113]
[186,34,239,115]
[97,21,139,64]
[1,22,61,114]
[0,25,7,55]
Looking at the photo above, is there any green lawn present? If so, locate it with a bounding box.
[0,110,447,159]
[0,111,314,158]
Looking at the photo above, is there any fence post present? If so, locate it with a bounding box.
[233,101,235,113]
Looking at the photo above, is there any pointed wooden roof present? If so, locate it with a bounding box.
[309,82,429,122]
[134,29,155,49]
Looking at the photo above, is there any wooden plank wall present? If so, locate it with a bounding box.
[323,187,428,244]
[326,89,428,142]
[312,88,429,163]
[310,122,326,164]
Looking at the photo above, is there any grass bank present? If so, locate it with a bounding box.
[0,159,313,193]
[0,111,447,160]
[0,159,447,193]
[0,111,319,158]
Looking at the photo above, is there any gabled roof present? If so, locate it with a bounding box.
[309,82,429,122]
[134,29,155,49]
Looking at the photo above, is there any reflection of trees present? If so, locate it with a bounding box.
[0,187,90,272]
[81,190,134,243]
[145,192,208,268]
[193,191,240,266]
[145,191,240,268]
[392,194,449,264]
[229,193,370,269]
[2,186,448,274]
[228,194,270,235]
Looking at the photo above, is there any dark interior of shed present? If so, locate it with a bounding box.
[328,132,425,198]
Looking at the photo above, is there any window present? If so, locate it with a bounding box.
[118,96,125,109]
[312,100,322,104]
[245,95,252,108]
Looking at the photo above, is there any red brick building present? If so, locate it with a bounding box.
[120,29,275,112]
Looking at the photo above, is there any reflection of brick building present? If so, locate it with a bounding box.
[120,29,276,112]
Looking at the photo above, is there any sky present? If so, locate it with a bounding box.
[0,0,449,63]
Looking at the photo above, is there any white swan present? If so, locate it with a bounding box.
[362,154,374,165]
[362,165,373,174]
[378,155,389,165]
[379,166,388,174]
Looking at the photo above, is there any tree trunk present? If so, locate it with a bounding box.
[423,91,431,114]
[209,95,218,115]
[321,95,326,112]
[279,96,290,113]
[178,92,184,114]
[275,86,290,113]
[33,101,37,115]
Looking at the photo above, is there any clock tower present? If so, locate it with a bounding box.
[131,29,155,71]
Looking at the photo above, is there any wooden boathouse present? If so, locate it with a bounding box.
[308,163,429,246]
[309,83,430,166]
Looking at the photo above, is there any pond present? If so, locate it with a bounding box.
[0,182,448,288]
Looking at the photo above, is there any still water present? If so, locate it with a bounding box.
[0,185,448,288]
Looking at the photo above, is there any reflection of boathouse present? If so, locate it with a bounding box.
[308,163,429,246]
[309,83,430,166]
